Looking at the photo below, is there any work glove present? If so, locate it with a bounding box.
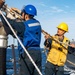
[10,7,21,14]
[10,7,22,19]
[44,38,52,49]
[44,34,50,39]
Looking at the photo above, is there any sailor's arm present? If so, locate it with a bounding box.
[0,14,25,33]
[68,43,75,54]
[44,34,52,49]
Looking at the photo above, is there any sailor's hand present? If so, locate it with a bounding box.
[44,34,50,39]
[69,43,75,48]
[10,7,21,14]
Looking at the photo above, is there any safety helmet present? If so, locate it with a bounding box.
[57,22,68,32]
[21,4,37,16]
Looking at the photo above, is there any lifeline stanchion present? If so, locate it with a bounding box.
[0,10,43,75]
[8,44,17,75]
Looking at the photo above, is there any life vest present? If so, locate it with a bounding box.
[23,19,41,48]
[47,35,69,66]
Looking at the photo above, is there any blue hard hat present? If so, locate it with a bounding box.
[21,4,37,16]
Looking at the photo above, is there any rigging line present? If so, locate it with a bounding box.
[42,29,75,56]
[1,4,22,19]
[43,47,75,67]
[11,44,17,75]
[2,5,75,68]
[67,60,75,66]
[42,29,75,66]
[0,10,43,75]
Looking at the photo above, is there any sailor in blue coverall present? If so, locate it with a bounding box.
[1,4,42,75]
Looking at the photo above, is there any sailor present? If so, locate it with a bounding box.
[0,4,42,75]
[44,22,75,75]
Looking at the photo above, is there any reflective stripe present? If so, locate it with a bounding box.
[28,23,40,27]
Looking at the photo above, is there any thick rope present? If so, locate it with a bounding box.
[42,29,75,56]
[1,6,75,70]
[0,10,42,75]
[42,29,75,67]
[67,60,75,66]
[43,47,75,67]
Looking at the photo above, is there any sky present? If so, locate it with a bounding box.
[5,0,75,47]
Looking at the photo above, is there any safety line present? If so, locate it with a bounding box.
[0,10,42,75]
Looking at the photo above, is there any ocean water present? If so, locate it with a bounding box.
[6,48,46,75]
[6,48,75,75]
[6,48,19,75]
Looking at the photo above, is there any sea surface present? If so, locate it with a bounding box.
[6,48,19,75]
[6,48,46,75]
[6,48,75,75]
